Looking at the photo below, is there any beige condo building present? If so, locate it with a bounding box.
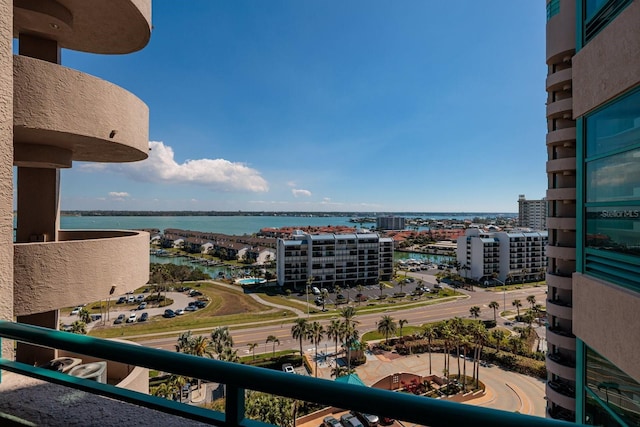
[545,0,640,424]
[1,0,151,376]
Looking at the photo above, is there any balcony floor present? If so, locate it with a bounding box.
[0,372,209,426]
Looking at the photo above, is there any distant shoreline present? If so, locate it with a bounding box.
[60,210,518,218]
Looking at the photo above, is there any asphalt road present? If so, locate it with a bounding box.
[138,284,548,357]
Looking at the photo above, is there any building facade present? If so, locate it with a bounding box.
[3,0,152,370]
[518,194,547,230]
[376,215,406,231]
[457,228,547,283]
[546,0,640,424]
[276,232,394,288]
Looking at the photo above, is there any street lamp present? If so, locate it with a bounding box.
[492,277,507,311]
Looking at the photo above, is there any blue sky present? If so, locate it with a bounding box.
[58,1,546,213]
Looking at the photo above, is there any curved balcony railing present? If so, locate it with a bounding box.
[546,188,576,201]
[546,354,576,381]
[0,321,575,427]
[546,68,572,92]
[546,299,573,319]
[546,217,576,231]
[13,56,149,166]
[547,157,577,174]
[546,127,576,147]
[546,244,576,261]
[14,230,149,316]
[546,98,573,119]
[547,327,577,351]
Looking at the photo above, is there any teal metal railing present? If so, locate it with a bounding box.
[0,321,576,427]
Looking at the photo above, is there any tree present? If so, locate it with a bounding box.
[69,320,87,335]
[291,318,309,357]
[526,295,537,313]
[488,301,500,323]
[398,319,408,339]
[469,306,481,319]
[356,283,364,306]
[491,329,506,354]
[266,335,280,356]
[340,306,360,371]
[211,326,235,359]
[248,342,259,360]
[377,315,397,344]
[321,288,329,311]
[326,319,342,355]
[512,299,523,319]
[421,324,436,375]
[307,321,325,378]
[378,281,385,298]
[78,308,92,324]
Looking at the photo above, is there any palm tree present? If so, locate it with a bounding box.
[437,320,453,382]
[169,375,187,402]
[175,331,194,353]
[266,335,280,356]
[377,315,397,344]
[491,329,506,354]
[307,321,325,378]
[488,301,500,323]
[191,335,215,358]
[291,318,309,357]
[421,324,436,375]
[69,320,87,335]
[378,281,385,298]
[339,306,359,371]
[512,299,523,319]
[526,295,537,313]
[78,308,91,324]
[321,288,329,311]
[398,319,408,339]
[248,342,259,360]
[356,283,364,306]
[469,306,481,319]
[326,319,342,355]
[211,326,234,356]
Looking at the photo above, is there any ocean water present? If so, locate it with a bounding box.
[60,213,514,236]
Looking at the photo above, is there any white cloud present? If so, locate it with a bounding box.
[109,192,130,198]
[81,141,268,193]
[292,188,312,197]
[286,181,297,187]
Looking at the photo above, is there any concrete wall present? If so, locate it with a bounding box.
[573,273,640,382]
[0,0,14,359]
[573,1,640,117]
[546,0,575,64]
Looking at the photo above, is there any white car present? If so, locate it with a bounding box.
[70,307,82,315]
[126,313,137,323]
[175,309,185,315]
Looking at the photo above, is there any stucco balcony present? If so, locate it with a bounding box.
[547,157,577,174]
[546,127,576,147]
[546,217,576,231]
[546,244,576,261]
[546,272,573,290]
[14,230,149,317]
[546,382,576,411]
[546,328,576,351]
[546,354,576,381]
[13,55,149,168]
[546,68,573,92]
[546,299,573,320]
[546,188,576,201]
[546,98,573,120]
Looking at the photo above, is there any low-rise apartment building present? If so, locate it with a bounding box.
[277,232,394,289]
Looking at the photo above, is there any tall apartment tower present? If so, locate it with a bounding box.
[518,194,547,230]
[3,0,152,364]
[546,1,640,424]
[376,215,406,231]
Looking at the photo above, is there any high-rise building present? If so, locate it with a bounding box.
[276,232,394,288]
[518,194,547,230]
[376,215,406,231]
[2,0,151,367]
[545,1,640,424]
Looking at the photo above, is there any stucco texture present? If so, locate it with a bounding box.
[14,230,150,316]
[14,55,149,164]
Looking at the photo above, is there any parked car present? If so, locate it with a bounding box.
[336,294,346,301]
[175,309,185,315]
[138,312,148,322]
[353,411,379,427]
[114,314,125,324]
[163,309,176,318]
[70,307,82,315]
[312,286,321,295]
[315,297,324,306]
[195,300,207,308]
[137,302,147,310]
[127,295,135,303]
[340,413,364,427]
[116,296,126,304]
[323,416,342,427]
[282,363,295,374]
[127,313,137,323]
[184,305,197,312]
[136,294,145,302]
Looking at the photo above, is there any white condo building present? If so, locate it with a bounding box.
[277,232,394,288]
[376,215,406,231]
[457,228,548,283]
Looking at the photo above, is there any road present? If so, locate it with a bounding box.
[139,284,548,358]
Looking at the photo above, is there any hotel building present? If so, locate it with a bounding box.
[376,215,406,231]
[518,194,548,230]
[276,232,394,289]
[545,0,640,424]
[457,228,547,283]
